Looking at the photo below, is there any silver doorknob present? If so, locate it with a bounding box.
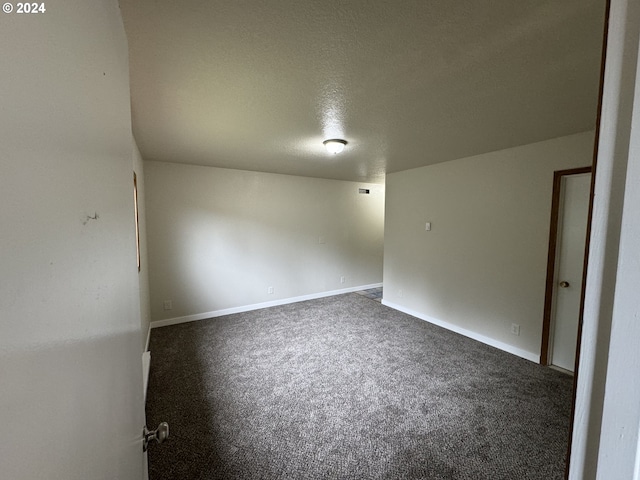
[559,281,570,288]
[143,422,169,451]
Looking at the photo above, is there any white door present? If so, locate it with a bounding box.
[0,1,147,478]
[550,173,592,372]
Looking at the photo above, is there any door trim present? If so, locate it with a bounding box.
[540,167,592,366]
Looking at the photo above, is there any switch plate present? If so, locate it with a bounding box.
[268,286,274,294]
[511,323,520,336]
[163,300,172,310]
[340,276,345,284]
[425,222,431,231]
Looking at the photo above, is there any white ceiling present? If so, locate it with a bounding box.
[120,0,606,184]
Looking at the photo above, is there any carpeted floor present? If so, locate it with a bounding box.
[146,293,573,480]
[355,287,383,303]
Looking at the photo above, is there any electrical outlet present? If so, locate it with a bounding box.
[163,300,172,310]
[398,289,403,298]
[268,286,274,294]
[340,276,345,284]
[511,323,520,336]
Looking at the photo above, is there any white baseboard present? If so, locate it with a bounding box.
[150,283,383,329]
[381,299,540,363]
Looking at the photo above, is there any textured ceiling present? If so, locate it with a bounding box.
[120,0,606,183]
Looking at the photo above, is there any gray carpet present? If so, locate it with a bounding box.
[146,293,573,479]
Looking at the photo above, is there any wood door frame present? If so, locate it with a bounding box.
[540,166,593,366]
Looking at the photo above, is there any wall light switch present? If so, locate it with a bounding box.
[425,222,432,231]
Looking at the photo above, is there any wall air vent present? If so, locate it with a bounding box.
[359,188,370,194]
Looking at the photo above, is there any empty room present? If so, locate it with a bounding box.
[2,1,640,480]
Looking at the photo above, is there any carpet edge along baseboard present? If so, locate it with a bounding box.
[382,299,540,364]
[150,283,383,329]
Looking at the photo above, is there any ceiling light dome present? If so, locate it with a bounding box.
[323,139,347,154]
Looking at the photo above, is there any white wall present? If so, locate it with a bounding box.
[145,161,384,322]
[570,0,640,477]
[0,1,144,478]
[133,141,152,349]
[383,131,594,360]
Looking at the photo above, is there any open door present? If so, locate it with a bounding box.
[541,168,592,372]
[0,1,149,478]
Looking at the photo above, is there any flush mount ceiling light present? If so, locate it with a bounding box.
[323,139,347,154]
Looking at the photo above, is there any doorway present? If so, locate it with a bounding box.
[540,167,592,372]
